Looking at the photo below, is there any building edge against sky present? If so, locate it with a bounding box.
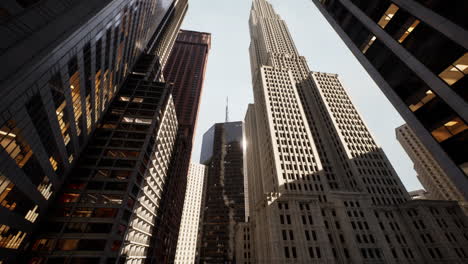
[0,0,186,262]
[396,124,468,214]
[151,28,211,263]
[244,0,468,263]
[309,0,468,199]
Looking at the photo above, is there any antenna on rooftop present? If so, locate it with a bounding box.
[225,97,229,123]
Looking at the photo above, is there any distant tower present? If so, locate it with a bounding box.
[174,163,207,263]
[155,29,211,262]
[226,97,230,122]
[198,121,245,263]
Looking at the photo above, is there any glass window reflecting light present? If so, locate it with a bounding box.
[377,4,399,29]
[0,225,27,249]
[431,117,468,142]
[439,53,468,85]
[398,20,420,43]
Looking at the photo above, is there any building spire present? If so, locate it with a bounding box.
[225,97,229,122]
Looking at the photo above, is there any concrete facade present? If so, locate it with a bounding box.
[245,1,468,263]
[175,163,207,264]
[234,222,253,264]
[397,124,468,214]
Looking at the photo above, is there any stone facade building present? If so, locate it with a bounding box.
[175,163,207,264]
[245,1,468,263]
[397,124,468,214]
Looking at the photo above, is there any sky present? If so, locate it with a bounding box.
[181,0,422,191]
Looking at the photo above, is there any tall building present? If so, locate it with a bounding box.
[245,0,468,263]
[198,121,246,263]
[152,29,211,263]
[27,54,178,264]
[309,0,468,199]
[397,124,468,213]
[0,0,185,262]
[234,222,253,264]
[175,163,207,264]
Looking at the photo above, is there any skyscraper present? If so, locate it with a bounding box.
[396,124,468,214]
[175,163,207,264]
[309,0,468,199]
[245,0,468,263]
[28,55,179,264]
[0,0,185,262]
[152,29,211,263]
[198,121,245,263]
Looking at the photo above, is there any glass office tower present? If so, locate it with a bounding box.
[310,0,468,199]
[198,121,245,263]
[0,0,187,262]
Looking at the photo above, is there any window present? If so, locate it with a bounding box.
[377,4,399,28]
[398,20,420,43]
[0,224,27,249]
[438,53,468,86]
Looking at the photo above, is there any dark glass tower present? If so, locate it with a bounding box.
[151,30,211,263]
[0,0,187,262]
[198,121,245,264]
[28,56,178,264]
[310,0,468,198]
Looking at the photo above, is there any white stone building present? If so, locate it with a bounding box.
[244,1,468,263]
[397,124,468,214]
[174,163,207,263]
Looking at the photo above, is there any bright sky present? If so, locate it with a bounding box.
[181,0,422,191]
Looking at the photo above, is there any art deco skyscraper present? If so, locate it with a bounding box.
[245,1,468,263]
[396,124,468,214]
[154,30,211,263]
[309,0,468,199]
[198,121,245,263]
[0,0,186,262]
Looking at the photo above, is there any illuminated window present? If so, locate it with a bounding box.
[409,90,436,112]
[31,238,55,251]
[85,95,92,134]
[431,117,468,142]
[119,96,143,103]
[0,225,27,249]
[49,74,73,152]
[377,4,399,29]
[438,53,468,86]
[56,101,71,145]
[69,78,83,136]
[0,121,33,168]
[362,36,376,54]
[122,116,152,125]
[102,70,110,110]
[24,205,39,223]
[60,193,80,203]
[37,177,53,200]
[398,20,420,43]
[49,157,58,171]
